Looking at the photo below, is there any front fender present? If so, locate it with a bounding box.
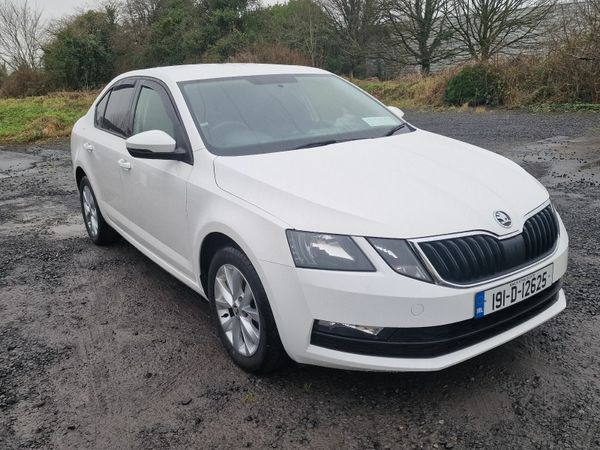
[187,178,294,297]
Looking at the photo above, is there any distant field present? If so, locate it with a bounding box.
[353,77,449,110]
[355,78,600,112]
[0,91,97,144]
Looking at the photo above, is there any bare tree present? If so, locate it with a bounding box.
[384,0,455,73]
[0,0,45,71]
[576,0,600,37]
[121,0,161,26]
[101,0,122,24]
[285,0,327,66]
[447,0,555,61]
[318,0,384,76]
[255,0,329,67]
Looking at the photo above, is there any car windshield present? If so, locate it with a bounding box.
[179,74,412,156]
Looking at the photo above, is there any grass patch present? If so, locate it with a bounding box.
[352,68,462,110]
[0,91,97,144]
[522,103,600,113]
[354,55,600,112]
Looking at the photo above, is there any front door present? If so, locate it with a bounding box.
[119,79,194,279]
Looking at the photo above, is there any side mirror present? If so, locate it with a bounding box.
[387,106,404,119]
[126,130,184,160]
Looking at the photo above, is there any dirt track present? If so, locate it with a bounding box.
[1,111,599,449]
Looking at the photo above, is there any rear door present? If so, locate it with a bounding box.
[83,79,137,227]
[120,79,195,278]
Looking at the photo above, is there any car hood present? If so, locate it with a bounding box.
[213,130,548,239]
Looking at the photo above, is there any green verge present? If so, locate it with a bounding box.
[354,78,600,113]
[523,103,600,113]
[0,91,97,144]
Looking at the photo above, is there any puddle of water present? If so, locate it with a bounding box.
[0,151,41,174]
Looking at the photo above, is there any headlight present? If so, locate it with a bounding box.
[286,230,375,271]
[367,238,432,282]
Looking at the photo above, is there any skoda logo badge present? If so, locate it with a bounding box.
[494,210,512,228]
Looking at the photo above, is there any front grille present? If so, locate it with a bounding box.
[310,280,562,358]
[418,205,559,285]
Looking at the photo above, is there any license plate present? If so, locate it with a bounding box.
[474,264,553,319]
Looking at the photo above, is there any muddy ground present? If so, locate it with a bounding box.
[0,111,599,449]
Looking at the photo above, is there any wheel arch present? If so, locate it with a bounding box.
[75,166,86,188]
[188,195,293,303]
[199,231,242,294]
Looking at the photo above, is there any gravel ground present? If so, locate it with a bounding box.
[0,111,599,449]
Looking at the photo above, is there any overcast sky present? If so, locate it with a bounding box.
[16,0,100,22]
[15,0,281,24]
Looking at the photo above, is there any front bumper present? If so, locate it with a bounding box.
[258,219,568,372]
[311,280,562,358]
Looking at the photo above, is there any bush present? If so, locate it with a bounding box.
[496,33,600,107]
[444,64,502,106]
[0,64,7,89]
[43,11,117,90]
[543,34,600,104]
[0,68,51,98]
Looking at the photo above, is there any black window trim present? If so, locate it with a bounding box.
[129,77,193,165]
[94,92,109,129]
[94,77,137,139]
[93,76,193,165]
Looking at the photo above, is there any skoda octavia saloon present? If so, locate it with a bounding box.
[71,64,568,373]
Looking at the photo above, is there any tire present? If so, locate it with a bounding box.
[78,176,120,245]
[208,245,287,373]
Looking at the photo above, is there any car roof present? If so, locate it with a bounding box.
[117,63,329,84]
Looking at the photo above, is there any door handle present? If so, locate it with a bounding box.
[118,159,131,171]
[83,142,94,152]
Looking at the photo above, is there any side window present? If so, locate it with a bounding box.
[102,85,135,137]
[95,93,109,128]
[132,86,176,139]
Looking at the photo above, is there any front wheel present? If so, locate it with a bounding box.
[208,246,286,373]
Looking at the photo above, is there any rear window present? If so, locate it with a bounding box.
[101,85,135,137]
[95,94,109,128]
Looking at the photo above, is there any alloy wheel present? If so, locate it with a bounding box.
[214,264,261,356]
[82,185,99,238]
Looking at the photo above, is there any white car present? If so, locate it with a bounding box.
[71,64,568,373]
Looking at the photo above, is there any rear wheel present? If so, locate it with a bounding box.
[208,245,286,373]
[78,176,120,245]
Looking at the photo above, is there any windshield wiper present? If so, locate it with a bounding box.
[292,135,374,150]
[293,139,339,150]
[384,123,407,136]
